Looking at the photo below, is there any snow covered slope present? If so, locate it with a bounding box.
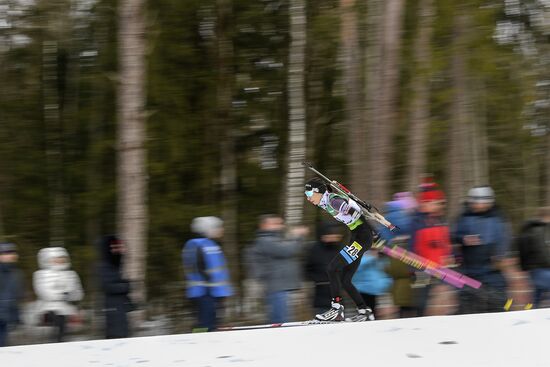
[1,309,548,367]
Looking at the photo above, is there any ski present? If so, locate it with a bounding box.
[218,319,366,332]
[372,237,482,289]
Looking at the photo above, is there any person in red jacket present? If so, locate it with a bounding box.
[410,179,453,316]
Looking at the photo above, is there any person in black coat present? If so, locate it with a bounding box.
[0,243,23,347]
[516,207,550,308]
[98,235,133,339]
[304,222,345,314]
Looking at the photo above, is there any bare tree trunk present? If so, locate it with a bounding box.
[407,0,433,191]
[117,0,147,309]
[284,0,307,227]
[217,0,240,303]
[447,11,469,219]
[364,0,383,203]
[340,0,365,198]
[371,0,405,204]
[42,39,66,247]
[0,197,4,241]
[546,127,550,206]
[523,147,539,219]
[471,80,489,186]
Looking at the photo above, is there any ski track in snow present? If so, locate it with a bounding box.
[0,309,549,367]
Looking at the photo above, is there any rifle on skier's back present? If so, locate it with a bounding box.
[302,162,398,232]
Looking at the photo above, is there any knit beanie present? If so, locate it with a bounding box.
[191,216,224,238]
[468,186,495,204]
[417,178,445,202]
[0,243,16,254]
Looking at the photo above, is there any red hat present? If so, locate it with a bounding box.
[417,177,445,202]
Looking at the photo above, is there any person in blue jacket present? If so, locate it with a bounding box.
[452,186,510,314]
[377,192,418,318]
[377,192,416,243]
[351,250,392,317]
[182,216,233,331]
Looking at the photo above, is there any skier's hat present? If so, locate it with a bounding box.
[468,186,494,204]
[305,177,328,194]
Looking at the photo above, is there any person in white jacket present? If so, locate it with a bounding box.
[33,247,84,342]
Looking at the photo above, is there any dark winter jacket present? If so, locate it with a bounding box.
[452,205,510,278]
[0,263,23,325]
[252,230,302,293]
[98,235,132,338]
[304,241,342,308]
[516,220,550,271]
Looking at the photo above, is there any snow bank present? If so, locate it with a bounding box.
[1,309,548,367]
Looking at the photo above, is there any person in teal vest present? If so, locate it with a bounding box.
[182,217,233,331]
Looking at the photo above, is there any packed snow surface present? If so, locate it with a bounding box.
[1,309,548,367]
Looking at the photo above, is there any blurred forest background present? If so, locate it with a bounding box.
[0,0,548,310]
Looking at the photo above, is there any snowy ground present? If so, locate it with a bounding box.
[1,309,548,367]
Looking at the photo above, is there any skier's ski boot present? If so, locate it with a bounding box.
[348,307,375,322]
[315,301,345,322]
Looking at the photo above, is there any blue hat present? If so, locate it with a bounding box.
[0,243,17,254]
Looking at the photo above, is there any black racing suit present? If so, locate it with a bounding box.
[318,192,374,308]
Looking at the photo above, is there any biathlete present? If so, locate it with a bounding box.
[304,177,375,322]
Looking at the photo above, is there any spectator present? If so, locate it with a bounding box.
[378,192,416,243]
[452,186,510,314]
[241,239,266,321]
[0,243,23,347]
[182,217,233,332]
[379,193,418,318]
[305,222,344,314]
[98,235,134,338]
[251,214,307,323]
[516,206,550,308]
[385,236,418,318]
[33,247,83,342]
[411,180,453,316]
[351,249,392,317]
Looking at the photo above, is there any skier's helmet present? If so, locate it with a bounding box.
[305,177,327,197]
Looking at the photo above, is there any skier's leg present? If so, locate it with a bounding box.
[314,255,349,321]
[341,259,366,308]
[361,293,377,314]
[326,255,347,303]
[317,224,373,321]
[340,224,373,308]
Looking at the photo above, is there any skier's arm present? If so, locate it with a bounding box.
[329,196,362,216]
